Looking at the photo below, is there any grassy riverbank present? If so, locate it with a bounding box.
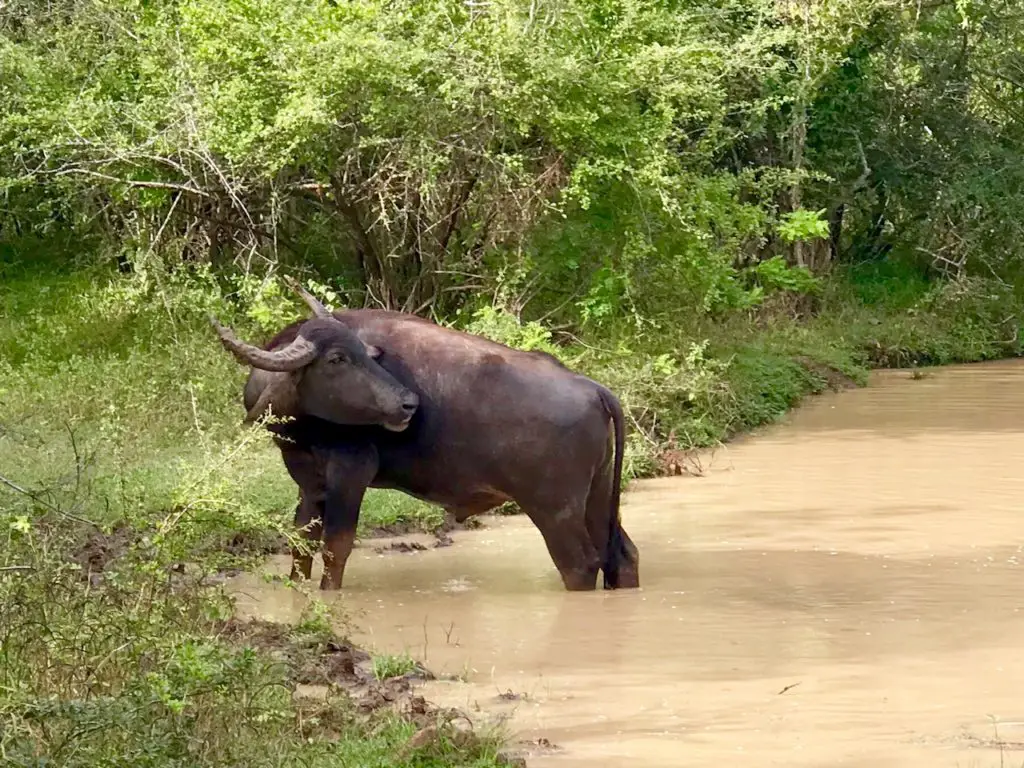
[3,249,1021,533]
[2,249,1022,765]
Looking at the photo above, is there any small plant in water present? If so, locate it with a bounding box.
[372,652,417,681]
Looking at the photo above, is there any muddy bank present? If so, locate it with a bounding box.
[216,616,543,766]
[67,508,487,583]
[364,512,487,540]
[72,520,137,576]
[216,617,426,703]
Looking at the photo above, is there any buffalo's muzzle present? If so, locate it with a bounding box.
[382,392,419,432]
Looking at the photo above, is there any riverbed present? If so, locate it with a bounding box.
[230,360,1024,767]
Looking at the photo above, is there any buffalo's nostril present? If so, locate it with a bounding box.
[401,394,419,414]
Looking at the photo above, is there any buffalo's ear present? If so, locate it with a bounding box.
[365,344,383,359]
[244,374,299,424]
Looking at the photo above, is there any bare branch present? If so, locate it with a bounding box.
[49,169,213,198]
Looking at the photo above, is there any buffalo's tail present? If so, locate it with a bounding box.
[597,385,626,589]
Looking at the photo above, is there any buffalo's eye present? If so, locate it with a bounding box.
[326,352,347,365]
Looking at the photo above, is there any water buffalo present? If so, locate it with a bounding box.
[210,284,639,592]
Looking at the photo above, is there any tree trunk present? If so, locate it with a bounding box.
[828,203,845,262]
[787,0,811,269]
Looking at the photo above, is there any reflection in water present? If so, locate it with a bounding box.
[230,361,1024,767]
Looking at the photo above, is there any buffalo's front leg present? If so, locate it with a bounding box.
[280,447,326,584]
[290,493,324,582]
[319,446,379,590]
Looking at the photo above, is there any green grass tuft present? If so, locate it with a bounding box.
[372,652,419,681]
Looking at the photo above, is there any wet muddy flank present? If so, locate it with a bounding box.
[230,360,1024,767]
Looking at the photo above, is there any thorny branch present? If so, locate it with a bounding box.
[19,109,567,310]
[0,472,98,528]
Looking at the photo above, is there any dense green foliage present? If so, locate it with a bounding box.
[4,0,1024,313]
[3,0,1024,764]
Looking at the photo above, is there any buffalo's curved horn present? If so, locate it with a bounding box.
[209,316,318,372]
[284,276,332,319]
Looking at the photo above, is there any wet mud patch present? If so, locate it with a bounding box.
[498,737,562,764]
[224,529,290,558]
[363,511,486,540]
[218,618,428,714]
[217,617,510,760]
[210,530,294,577]
[363,519,434,538]
[497,689,528,702]
[217,618,441,709]
[71,519,292,583]
[72,521,136,578]
[217,617,373,687]
[365,525,466,555]
[373,540,430,555]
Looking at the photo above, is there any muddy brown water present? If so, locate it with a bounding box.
[230,361,1024,767]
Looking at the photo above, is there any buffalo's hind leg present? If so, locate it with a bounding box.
[523,501,602,591]
[584,468,639,589]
